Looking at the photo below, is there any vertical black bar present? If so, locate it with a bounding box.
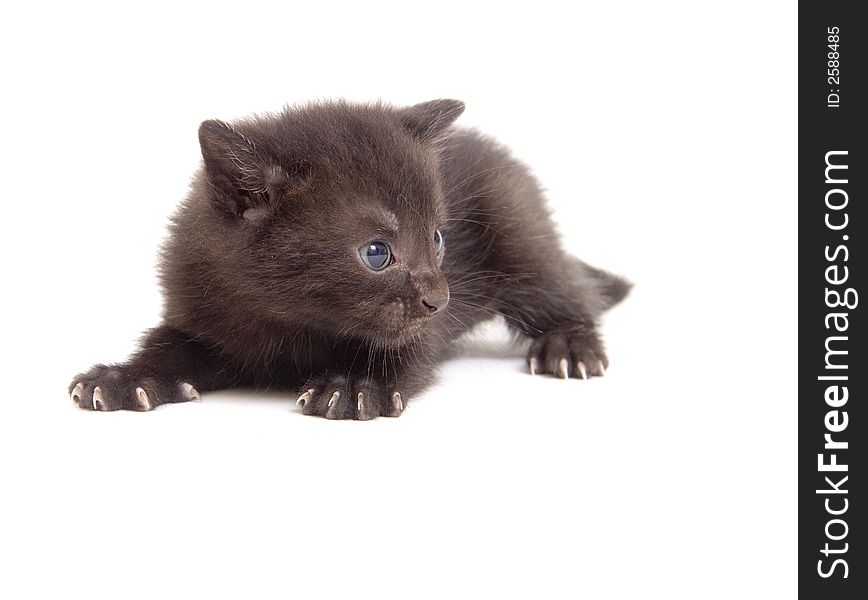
[799,2,865,598]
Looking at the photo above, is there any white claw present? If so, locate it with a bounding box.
[392,392,404,412]
[357,392,364,412]
[296,389,313,405]
[598,361,607,376]
[327,391,340,407]
[577,361,588,380]
[71,382,84,402]
[135,387,153,411]
[181,382,201,401]
[92,386,105,410]
[557,358,569,379]
[529,357,539,375]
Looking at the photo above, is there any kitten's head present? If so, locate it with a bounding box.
[193,99,464,346]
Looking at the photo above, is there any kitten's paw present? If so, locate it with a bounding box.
[296,374,404,420]
[69,365,200,411]
[528,328,608,380]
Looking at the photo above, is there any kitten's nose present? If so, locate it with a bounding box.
[421,290,449,315]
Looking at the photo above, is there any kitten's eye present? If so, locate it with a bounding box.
[359,241,391,271]
[433,229,443,252]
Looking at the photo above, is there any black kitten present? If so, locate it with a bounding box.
[69,99,630,419]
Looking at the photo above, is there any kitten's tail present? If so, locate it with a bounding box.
[582,262,632,312]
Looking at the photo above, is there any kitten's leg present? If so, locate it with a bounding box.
[453,198,628,380]
[69,325,233,411]
[496,265,617,380]
[441,133,629,381]
[445,209,622,379]
[296,341,439,420]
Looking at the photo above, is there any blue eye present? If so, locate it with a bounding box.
[434,229,443,252]
[359,241,391,271]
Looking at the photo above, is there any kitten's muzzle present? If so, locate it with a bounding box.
[421,289,449,315]
[407,269,449,318]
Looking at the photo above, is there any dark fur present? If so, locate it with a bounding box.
[69,99,630,419]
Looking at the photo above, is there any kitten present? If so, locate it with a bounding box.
[69,99,630,419]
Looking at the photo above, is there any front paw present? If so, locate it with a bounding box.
[296,373,404,420]
[69,364,201,411]
[528,327,608,380]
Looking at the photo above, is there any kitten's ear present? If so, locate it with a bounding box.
[198,119,303,219]
[396,99,465,143]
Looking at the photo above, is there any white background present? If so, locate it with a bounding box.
[0,1,796,598]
